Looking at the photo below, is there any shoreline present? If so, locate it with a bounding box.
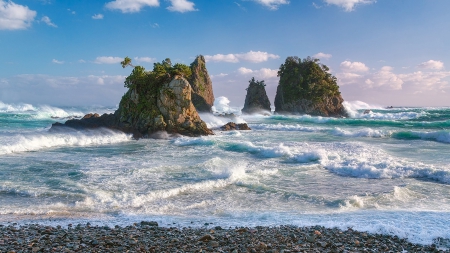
[1,222,447,252]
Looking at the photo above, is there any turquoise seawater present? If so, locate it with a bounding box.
[1,100,450,245]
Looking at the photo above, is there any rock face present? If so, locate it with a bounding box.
[242,77,271,114]
[52,75,213,138]
[189,55,215,112]
[274,56,347,117]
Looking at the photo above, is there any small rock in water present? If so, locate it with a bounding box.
[140,221,158,227]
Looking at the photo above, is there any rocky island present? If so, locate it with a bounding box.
[241,77,271,114]
[51,57,213,138]
[274,56,347,117]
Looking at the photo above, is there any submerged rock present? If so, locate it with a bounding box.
[189,55,215,112]
[274,56,347,117]
[242,77,271,114]
[220,122,251,131]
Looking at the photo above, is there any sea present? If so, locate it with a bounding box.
[1,99,450,246]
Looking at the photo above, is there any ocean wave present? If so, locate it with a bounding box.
[393,130,450,144]
[251,123,323,132]
[224,141,293,158]
[76,158,248,210]
[317,143,450,184]
[0,128,131,155]
[331,127,392,138]
[358,111,428,120]
[172,136,216,146]
[0,101,36,112]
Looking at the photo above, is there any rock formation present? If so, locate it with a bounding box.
[274,56,347,117]
[189,55,215,112]
[51,59,213,138]
[242,77,271,114]
[220,122,251,131]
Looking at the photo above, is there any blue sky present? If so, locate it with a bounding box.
[1,0,450,107]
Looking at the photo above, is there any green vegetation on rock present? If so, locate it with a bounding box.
[277,56,340,103]
[274,56,347,117]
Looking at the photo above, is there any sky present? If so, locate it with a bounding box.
[1,0,450,107]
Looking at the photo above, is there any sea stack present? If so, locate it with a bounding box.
[241,77,271,114]
[274,56,347,117]
[189,55,215,112]
[51,58,213,138]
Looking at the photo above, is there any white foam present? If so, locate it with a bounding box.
[211,96,242,114]
[0,128,131,155]
[343,101,384,118]
[331,127,391,138]
[316,143,450,183]
[251,123,323,132]
[172,136,215,146]
[0,101,36,112]
[359,111,427,120]
[199,113,247,128]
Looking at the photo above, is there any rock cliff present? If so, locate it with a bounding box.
[274,56,347,117]
[242,77,271,114]
[51,59,213,138]
[189,55,215,112]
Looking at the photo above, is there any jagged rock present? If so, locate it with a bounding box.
[274,56,347,117]
[82,113,100,119]
[156,76,213,136]
[242,77,271,114]
[189,55,214,112]
[220,122,251,131]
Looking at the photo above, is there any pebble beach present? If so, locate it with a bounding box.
[1,222,447,252]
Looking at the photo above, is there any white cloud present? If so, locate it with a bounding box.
[323,0,375,12]
[0,0,37,30]
[253,0,289,10]
[417,60,444,70]
[237,67,254,75]
[92,14,104,19]
[52,59,64,64]
[313,52,332,60]
[337,63,450,94]
[41,16,57,27]
[399,71,450,89]
[210,73,228,79]
[336,72,362,85]
[134,56,156,63]
[205,51,279,63]
[167,0,197,13]
[237,67,278,79]
[340,61,369,72]
[367,66,403,90]
[105,0,159,13]
[78,59,86,63]
[94,56,123,64]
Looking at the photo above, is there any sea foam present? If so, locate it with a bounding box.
[0,128,131,155]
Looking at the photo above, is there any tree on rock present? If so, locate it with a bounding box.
[242,77,271,114]
[274,56,347,117]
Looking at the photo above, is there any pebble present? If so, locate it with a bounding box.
[0,223,447,252]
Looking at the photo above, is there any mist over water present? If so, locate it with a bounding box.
[1,100,450,245]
